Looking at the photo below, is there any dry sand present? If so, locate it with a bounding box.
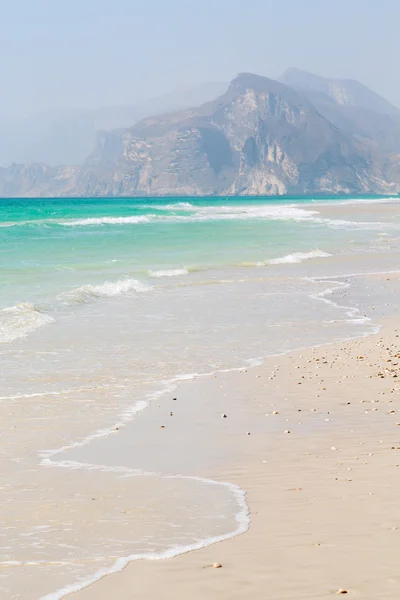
[68,312,400,600]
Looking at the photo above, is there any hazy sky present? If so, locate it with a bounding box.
[1,0,398,116]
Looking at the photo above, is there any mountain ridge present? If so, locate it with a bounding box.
[0,82,228,168]
[279,68,400,118]
[0,71,399,198]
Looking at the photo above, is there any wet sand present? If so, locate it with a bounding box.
[69,293,400,598]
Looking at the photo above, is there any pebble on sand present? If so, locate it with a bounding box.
[222,414,227,418]
[213,562,222,569]
[337,589,348,595]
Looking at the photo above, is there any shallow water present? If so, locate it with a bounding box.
[0,195,400,598]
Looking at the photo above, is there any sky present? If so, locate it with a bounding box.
[0,0,398,116]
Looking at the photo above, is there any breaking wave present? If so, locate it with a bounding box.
[61,278,151,304]
[149,202,195,210]
[0,302,54,344]
[62,216,151,226]
[148,268,189,278]
[170,204,319,223]
[269,250,332,264]
[57,205,319,227]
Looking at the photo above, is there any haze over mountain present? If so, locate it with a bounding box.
[0,82,227,167]
[1,70,399,198]
[280,68,400,118]
[279,68,400,157]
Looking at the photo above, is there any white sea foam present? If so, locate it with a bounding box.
[62,216,151,226]
[35,375,249,600]
[150,202,195,210]
[149,268,189,277]
[62,278,151,303]
[269,250,332,264]
[175,204,319,223]
[0,221,18,227]
[55,204,319,227]
[0,302,54,344]
[39,463,249,600]
[24,263,390,600]
[38,262,382,599]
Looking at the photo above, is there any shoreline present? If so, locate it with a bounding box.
[56,272,399,599]
[46,267,384,463]
[1,196,399,599]
[68,309,400,599]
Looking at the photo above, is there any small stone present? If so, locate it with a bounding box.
[221,414,227,418]
[337,589,348,595]
[331,446,338,451]
[284,430,291,434]
[272,410,279,415]
[160,425,165,428]
[170,412,173,416]
[213,562,222,569]
[246,432,251,435]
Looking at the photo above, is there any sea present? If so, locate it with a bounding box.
[1,195,400,599]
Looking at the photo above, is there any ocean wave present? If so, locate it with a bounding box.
[61,216,151,226]
[148,268,189,278]
[55,204,319,227]
[0,302,54,344]
[61,278,151,303]
[269,250,332,264]
[149,202,195,210]
[178,204,318,222]
[0,219,53,228]
[0,221,18,227]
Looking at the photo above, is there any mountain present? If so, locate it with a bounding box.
[279,68,400,156]
[0,82,227,168]
[280,68,400,118]
[0,72,398,198]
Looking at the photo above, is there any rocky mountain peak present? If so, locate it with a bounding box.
[280,68,400,118]
[0,71,399,198]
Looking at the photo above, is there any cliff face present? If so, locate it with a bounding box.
[279,68,400,159]
[279,68,400,118]
[0,73,398,197]
[0,82,228,168]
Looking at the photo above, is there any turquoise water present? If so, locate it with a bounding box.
[1,195,398,309]
[1,195,400,599]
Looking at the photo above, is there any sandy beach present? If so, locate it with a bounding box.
[2,198,400,599]
[66,273,400,600]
